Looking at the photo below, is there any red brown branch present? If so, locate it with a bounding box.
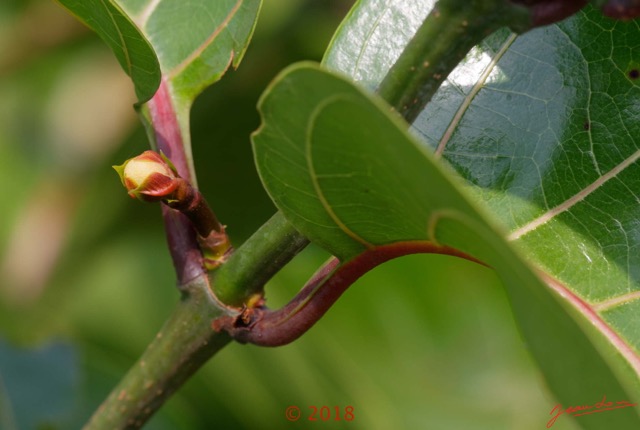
[213,241,485,346]
[510,0,588,26]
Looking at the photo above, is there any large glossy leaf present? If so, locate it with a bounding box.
[324,3,640,320]
[252,61,640,429]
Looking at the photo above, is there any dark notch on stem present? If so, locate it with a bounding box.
[510,0,588,26]
[213,242,485,346]
[598,0,640,20]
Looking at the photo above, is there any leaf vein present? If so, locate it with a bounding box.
[593,291,640,312]
[509,149,640,240]
[435,33,518,157]
[168,0,243,79]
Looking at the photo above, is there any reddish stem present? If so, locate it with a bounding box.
[164,178,232,270]
[147,80,204,284]
[148,80,192,180]
[166,179,224,237]
[600,0,640,20]
[525,0,587,26]
[213,241,485,346]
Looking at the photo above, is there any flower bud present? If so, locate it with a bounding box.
[113,151,180,202]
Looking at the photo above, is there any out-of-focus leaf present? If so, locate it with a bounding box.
[252,63,640,429]
[0,339,79,430]
[54,0,160,102]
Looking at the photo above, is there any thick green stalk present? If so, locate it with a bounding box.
[83,276,231,430]
[213,211,310,306]
[377,0,530,123]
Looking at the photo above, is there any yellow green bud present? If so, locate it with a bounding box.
[113,150,180,202]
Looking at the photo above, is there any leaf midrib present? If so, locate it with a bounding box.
[168,0,243,79]
[128,0,244,81]
[434,32,518,156]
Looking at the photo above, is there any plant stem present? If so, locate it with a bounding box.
[85,80,232,429]
[213,211,310,306]
[83,277,231,430]
[145,79,234,280]
[216,242,484,346]
[377,0,531,124]
[214,0,583,344]
[165,179,232,270]
[146,80,196,183]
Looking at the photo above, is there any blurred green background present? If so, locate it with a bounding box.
[0,1,578,429]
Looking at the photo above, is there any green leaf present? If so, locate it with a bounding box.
[252,62,640,429]
[56,0,260,104]
[323,2,640,311]
[55,0,161,102]
[324,0,432,91]
[118,0,261,102]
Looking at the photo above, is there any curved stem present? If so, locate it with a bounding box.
[167,179,224,237]
[215,241,485,346]
[159,206,206,286]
